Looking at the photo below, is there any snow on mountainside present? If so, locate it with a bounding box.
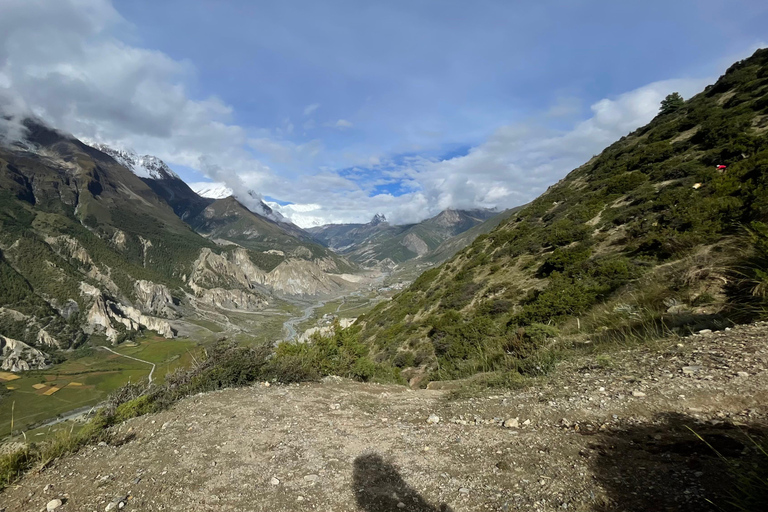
[191,182,291,225]
[89,143,180,180]
[190,182,234,199]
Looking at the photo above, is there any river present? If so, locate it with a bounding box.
[281,300,325,342]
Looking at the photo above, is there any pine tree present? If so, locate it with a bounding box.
[660,92,684,115]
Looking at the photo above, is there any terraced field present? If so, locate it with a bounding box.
[0,335,201,437]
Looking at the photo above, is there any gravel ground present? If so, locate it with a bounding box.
[2,323,767,512]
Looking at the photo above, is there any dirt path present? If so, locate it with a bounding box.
[98,346,156,384]
[3,324,767,511]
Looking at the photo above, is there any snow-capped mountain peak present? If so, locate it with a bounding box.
[189,182,234,199]
[90,143,179,181]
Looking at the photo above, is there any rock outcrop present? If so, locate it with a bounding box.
[134,280,177,318]
[196,288,267,311]
[36,329,61,349]
[189,248,358,298]
[400,232,429,256]
[85,294,174,343]
[0,335,50,372]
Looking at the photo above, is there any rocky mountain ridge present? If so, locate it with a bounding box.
[0,119,364,370]
[308,209,498,266]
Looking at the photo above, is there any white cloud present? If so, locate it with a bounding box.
[263,76,711,227]
[303,103,320,116]
[334,119,353,129]
[0,0,722,229]
[0,0,273,188]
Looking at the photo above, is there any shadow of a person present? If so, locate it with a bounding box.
[353,453,453,512]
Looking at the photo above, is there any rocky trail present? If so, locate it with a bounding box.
[2,324,767,512]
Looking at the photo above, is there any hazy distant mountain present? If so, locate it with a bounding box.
[308,209,498,266]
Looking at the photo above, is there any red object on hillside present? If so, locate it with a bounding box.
[717,164,727,170]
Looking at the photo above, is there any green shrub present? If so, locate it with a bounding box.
[393,350,416,368]
[114,395,155,423]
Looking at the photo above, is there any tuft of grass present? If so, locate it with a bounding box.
[0,409,113,491]
[689,427,768,511]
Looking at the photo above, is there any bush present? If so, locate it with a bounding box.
[393,350,416,368]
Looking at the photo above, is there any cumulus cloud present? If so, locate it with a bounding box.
[0,0,271,184]
[269,77,710,227]
[0,0,720,228]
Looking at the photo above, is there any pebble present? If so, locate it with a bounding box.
[426,414,440,425]
[43,484,53,493]
[397,502,406,509]
[736,371,749,378]
[459,487,470,494]
[270,477,280,486]
[303,474,320,483]
[682,365,703,375]
[503,418,519,428]
[632,390,646,397]
[46,499,62,511]
[329,403,341,410]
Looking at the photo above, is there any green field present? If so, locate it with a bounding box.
[0,335,200,438]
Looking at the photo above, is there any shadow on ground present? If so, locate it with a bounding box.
[586,412,768,512]
[353,453,453,512]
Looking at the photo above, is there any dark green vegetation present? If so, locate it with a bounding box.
[0,122,217,346]
[355,48,768,383]
[308,209,498,266]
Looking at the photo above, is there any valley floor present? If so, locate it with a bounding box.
[2,324,768,511]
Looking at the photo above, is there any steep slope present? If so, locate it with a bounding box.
[357,48,768,381]
[189,196,356,274]
[91,144,214,222]
[0,120,274,351]
[190,182,233,199]
[1,119,364,369]
[421,207,523,265]
[309,209,497,266]
[307,213,392,252]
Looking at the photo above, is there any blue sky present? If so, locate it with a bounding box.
[1,0,767,225]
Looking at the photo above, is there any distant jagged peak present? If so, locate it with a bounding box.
[88,142,180,181]
[370,213,388,225]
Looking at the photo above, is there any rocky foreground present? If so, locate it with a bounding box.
[2,324,768,512]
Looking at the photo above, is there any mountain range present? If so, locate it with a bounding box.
[0,119,507,371]
[308,209,501,267]
[0,120,362,361]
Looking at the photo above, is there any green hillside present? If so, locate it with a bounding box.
[355,48,768,382]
